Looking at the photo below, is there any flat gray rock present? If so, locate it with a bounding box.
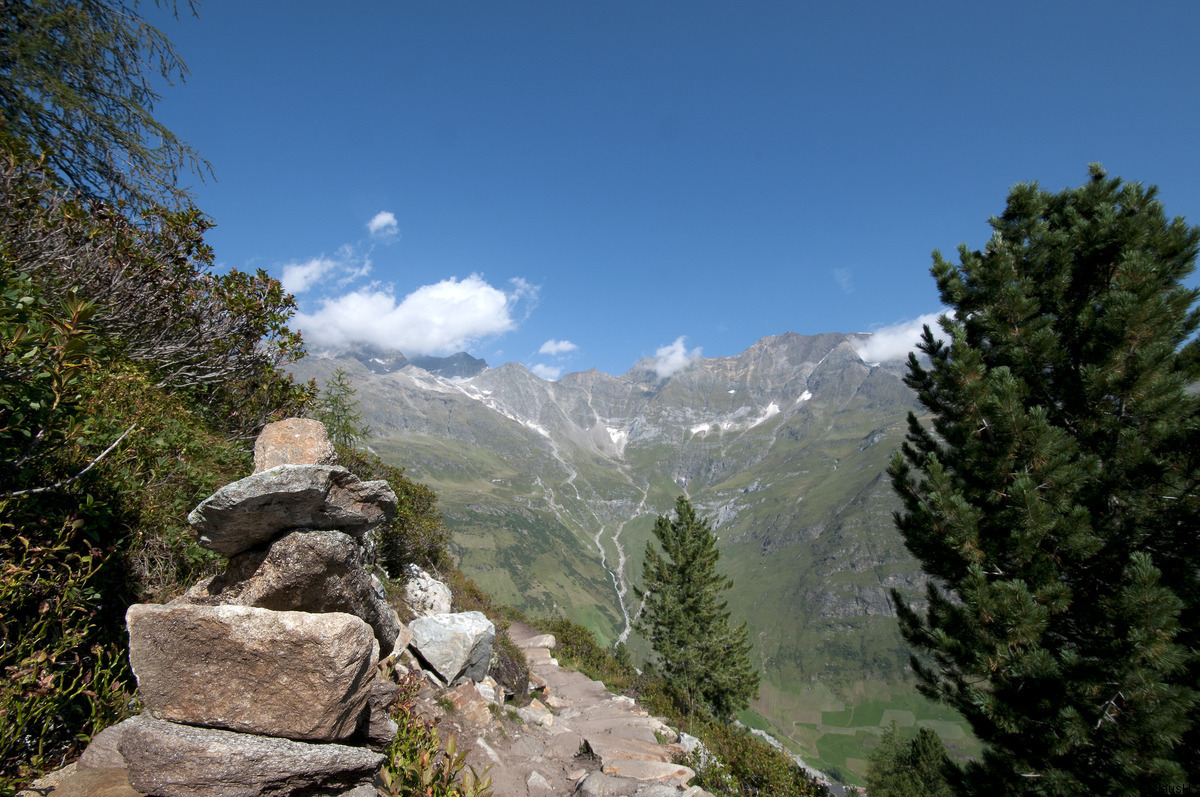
[576,771,644,796]
[188,465,396,557]
[118,716,383,797]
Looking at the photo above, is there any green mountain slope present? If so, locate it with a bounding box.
[288,332,979,783]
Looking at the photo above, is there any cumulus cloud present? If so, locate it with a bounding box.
[531,363,562,380]
[280,246,371,295]
[367,211,398,238]
[281,257,339,295]
[294,274,532,354]
[539,339,578,356]
[650,336,702,380]
[852,311,950,363]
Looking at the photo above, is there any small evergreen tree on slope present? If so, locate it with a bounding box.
[312,367,371,450]
[866,721,953,797]
[636,496,759,719]
[890,165,1200,795]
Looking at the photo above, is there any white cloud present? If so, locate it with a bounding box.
[280,257,340,295]
[279,247,372,295]
[294,274,531,354]
[531,363,562,380]
[852,311,950,363]
[508,277,539,318]
[539,339,578,356]
[367,211,398,238]
[651,336,702,379]
[834,267,853,293]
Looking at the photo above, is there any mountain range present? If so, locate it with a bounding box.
[286,331,978,784]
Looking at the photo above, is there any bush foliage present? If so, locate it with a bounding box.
[378,669,493,797]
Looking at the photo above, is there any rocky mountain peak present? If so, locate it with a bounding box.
[342,343,410,375]
[409,352,489,380]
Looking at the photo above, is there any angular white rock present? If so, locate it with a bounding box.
[408,610,495,684]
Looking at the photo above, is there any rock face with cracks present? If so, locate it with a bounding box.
[175,528,402,652]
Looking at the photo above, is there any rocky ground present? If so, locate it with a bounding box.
[16,419,716,797]
[432,622,709,797]
[18,622,711,797]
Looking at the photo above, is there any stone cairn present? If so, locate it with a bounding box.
[68,418,498,797]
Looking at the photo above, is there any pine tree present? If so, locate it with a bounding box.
[636,496,759,719]
[866,722,953,797]
[890,165,1200,794]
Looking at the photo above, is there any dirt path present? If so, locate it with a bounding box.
[432,622,708,797]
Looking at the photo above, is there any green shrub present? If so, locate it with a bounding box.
[378,668,493,797]
[683,719,829,797]
[535,617,638,695]
[335,447,451,574]
[79,364,250,600]
[0,505,132,793]
[0,144,309,441]
[0,267,101,496]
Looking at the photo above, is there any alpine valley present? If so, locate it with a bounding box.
[287,331,979,784]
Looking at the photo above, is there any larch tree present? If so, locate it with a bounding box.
[0,0,208,208]
[636,496,759,720]
[890,165,1200,795]
[313,367,371,450]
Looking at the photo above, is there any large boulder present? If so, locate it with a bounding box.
[188,465,397,556]
[409,611,495,685]
[127,603,378,742]
[176,529,403,652]
[118,715,383,797]
[253,418,337,473]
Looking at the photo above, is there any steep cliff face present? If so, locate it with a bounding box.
[289,333,966,779]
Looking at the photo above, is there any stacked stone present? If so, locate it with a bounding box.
[87,419,406,797]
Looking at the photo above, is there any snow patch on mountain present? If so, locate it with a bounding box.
[444,375,551,438]
[399,367,460,394]
[606,426,629,454]
[748,402,781,428]
[689,401,783,437]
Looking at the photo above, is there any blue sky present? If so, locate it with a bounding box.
[147,2,1200,379]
